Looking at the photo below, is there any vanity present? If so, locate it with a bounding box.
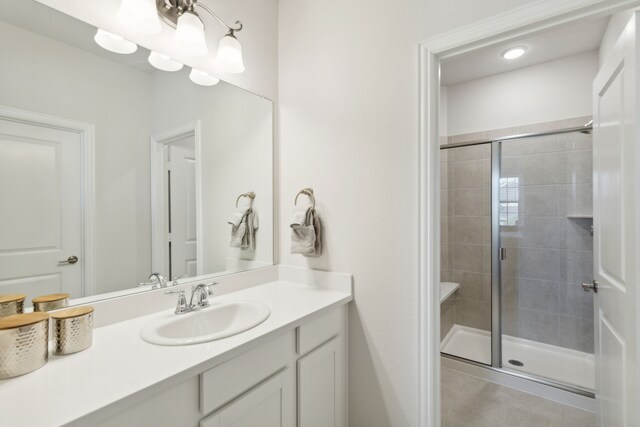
[0,266,352,426]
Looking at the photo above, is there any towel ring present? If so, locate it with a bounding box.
[295,188,315,209]
[236,191,256,207]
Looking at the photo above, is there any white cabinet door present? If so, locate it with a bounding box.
[592,12,640,427]
[200,370,293,427]
[297,337,345,427]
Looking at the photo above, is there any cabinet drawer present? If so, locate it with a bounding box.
[297,307,342,356]
[200,332,292,415]
[200,370,291,427]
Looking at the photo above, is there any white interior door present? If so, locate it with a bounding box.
[592,13,640,427]
[0,112,84,304]
[168,136,197,279]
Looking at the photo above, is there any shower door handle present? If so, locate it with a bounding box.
[581,280,598,293]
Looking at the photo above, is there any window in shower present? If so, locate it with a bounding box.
[499,177,519,227]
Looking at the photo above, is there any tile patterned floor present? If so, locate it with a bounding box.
[441,367,596,427]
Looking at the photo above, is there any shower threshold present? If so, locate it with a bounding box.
[441,324,594,392]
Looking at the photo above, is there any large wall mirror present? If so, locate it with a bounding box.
[0,1,273,308]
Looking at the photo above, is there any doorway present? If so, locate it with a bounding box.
[0,106,94,305]
[418,2,640,426]
[151,121,202,281]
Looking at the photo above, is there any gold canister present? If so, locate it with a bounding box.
[32,293,69,312]
[51,306,94,355]
[0,294,26,318]
[0,312,50,379]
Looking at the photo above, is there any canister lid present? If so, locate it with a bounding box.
[0,312,50,330]
[0,294,27,304]
[32,293,70,303]
[50,306,94,319]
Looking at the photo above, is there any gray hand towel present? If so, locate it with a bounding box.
[291,208,322,256]
[230,209,259,250]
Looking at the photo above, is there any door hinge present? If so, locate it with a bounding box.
[500,247,507,261]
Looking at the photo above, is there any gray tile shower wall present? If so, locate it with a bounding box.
[442,140,492,333]
[440,117,594,353]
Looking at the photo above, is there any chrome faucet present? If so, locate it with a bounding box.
[149,273,168,289]
[166,283,217,314]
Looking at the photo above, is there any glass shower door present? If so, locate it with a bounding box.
[440,142,492,365]
[498,131,595,392]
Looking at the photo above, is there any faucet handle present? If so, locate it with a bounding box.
[205,282,218,296]
[166,289,189,314]
[172,274,188,286]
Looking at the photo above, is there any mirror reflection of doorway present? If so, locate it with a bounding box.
[0,107,93,305]
[165,135,197,280]
[151,122,201,282]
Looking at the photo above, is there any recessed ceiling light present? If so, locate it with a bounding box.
[501,46,527,60]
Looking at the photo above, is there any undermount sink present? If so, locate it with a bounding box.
[140,300,271,346]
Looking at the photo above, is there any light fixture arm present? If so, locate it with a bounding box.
[193,2,242,33]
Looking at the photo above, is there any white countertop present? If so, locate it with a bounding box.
[0,279,352,426]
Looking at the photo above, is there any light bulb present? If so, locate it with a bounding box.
[501,46,527,60]
[94,29,137,54]
[189,69,220,86]
[117,0,161,35]
[216,33,245,73]
[174,11,208,56]
[148,51,183,72]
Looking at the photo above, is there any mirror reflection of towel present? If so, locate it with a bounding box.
[230,209,259,250]
[291,208,322,256]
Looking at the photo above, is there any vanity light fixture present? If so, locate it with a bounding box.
[501,46,528,60]
[117,0,162,35]
[148,51,184,71]
[94,29,137,54]
[189,68,220,86]
[118,0,245,73]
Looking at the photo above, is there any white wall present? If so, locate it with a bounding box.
[150,71,273,275]
[278,0,532,425]
[0,20,152,294]
[445,51,598,136]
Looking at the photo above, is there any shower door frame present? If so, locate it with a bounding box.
[439,126,595,398]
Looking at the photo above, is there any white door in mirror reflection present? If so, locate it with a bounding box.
[167,136,198,279]
[0,110,84,303]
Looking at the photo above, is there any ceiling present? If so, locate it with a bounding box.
[441,15,610,86]
[0,1,155,73]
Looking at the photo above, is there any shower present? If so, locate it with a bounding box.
[439,118,595,395]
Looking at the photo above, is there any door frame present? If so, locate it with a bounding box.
[150,120,203,278]
[417,1,640,425]
[0,105,96,296]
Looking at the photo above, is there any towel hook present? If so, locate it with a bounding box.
[295,188,315,209]
[236,191,256,208]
